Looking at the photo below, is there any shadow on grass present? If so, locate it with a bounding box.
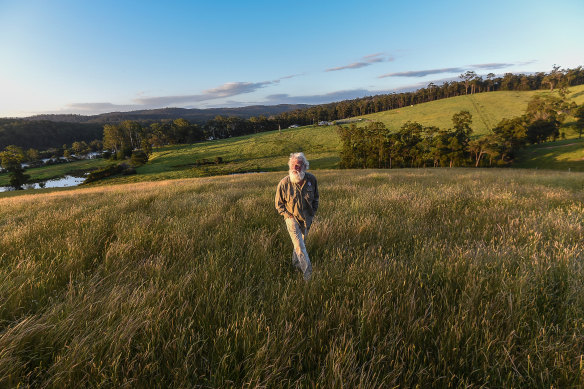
[514,138,584,171]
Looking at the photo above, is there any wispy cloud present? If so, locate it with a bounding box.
[326,53,392,72]
[515,60,539,68]
[378,67,464,78]
[379,61,536,79]
[471,63,514,70]
[264,89,382,105]
[279,73,303,80]
[135,81,276,106]
[65,102,142,113]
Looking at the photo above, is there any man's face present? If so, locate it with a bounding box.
[291,159,304,173]
[289,158,306,183]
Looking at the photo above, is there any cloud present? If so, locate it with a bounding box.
[378,67,464,78]
[471,63,514,70]
[264,89,383,105]
[57,76,303,115]
[380,61,536,79]
[326,53,392,72]
[518,60,537,66]
[65,102,143,113]
[279,73,303,80]
[135,81,276,106]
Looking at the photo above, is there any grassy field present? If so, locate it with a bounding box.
[513,137,584,171]
[93,125,342,186]
[1,168,584,387]
[359,85,584,136]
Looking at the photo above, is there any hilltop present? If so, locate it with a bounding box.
[21,104,311,124]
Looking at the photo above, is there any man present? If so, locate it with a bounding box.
[275,152,319,280]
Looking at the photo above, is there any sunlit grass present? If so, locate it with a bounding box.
[1,168,584,387]
[514,138,584,171]
[360,85,584,135]
[100,125,341,185]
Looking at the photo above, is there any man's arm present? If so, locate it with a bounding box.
[275,181,293,218]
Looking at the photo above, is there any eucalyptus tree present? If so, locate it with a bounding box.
[459,71,477,95]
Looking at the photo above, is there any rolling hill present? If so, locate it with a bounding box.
[2,86,584,188]
[23,104,311,124]
[358,84,584,136]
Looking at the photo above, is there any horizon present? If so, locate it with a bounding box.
[1,0,583,118]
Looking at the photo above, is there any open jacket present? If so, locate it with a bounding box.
[275,172,319,232]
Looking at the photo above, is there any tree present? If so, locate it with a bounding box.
[526,119,559,144]
[468,136,498,167]
[459,71,477,95]
[26,148,40,161]
[486,73,496,92]
[574,104,584,139]
[451,110,473,154]
[0,145,29,190]
[543,65,562,91]
[523,94,570,143]
[72,141,89,156]
[491,117,527,161]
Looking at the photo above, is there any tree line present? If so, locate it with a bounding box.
[4,66,583,153]
[132,65,584,139]
[272,65,584,127]
[338,94,584,169]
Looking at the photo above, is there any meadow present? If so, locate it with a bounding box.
[1,168,584,387]
[359,84,584,136]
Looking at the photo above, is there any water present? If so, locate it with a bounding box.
[0,175,85,192]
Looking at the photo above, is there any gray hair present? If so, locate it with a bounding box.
[289,152,309,170]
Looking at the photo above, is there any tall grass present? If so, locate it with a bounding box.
[1,169,584,387]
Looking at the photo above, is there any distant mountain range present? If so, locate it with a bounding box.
[23,104,311,124]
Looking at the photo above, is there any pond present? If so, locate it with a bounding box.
[0,175,85,193]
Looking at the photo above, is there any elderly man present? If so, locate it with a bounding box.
[275,152,319,280]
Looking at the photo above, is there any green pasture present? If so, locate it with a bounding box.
[513,137,584,171]
[1,169,584,387]
[359,84,584,136]
[100,125,342,186]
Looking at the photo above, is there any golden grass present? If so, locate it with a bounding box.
[1,169,584,387]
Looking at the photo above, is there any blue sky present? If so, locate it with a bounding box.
[1,0,583,117]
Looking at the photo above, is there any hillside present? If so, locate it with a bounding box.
[359,84,584,136]
[1,169,584,387]
[2,86,584,188]
[23,104,310,124]
[99,86,584,186]
[0,120,104,150]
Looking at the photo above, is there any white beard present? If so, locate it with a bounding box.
[289,169,305,183]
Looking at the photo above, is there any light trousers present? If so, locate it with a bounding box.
[285,217,312,280]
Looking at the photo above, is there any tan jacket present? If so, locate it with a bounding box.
[275,172,319,232]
